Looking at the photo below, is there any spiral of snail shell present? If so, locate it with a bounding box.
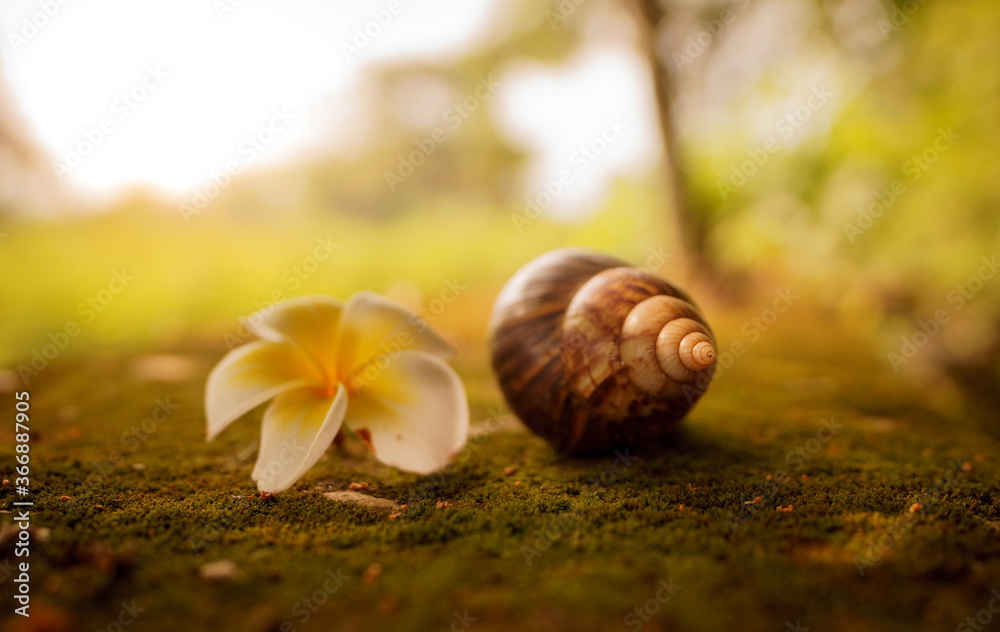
[489,248,716,454]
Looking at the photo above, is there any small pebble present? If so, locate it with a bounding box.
[801,474,809,480]
[323,491,397,511]
[60,496,72,502]
[200,559,239,581]
[503,467,516,476]
[962,462,973,472]
[436,501,452,509]
[362,563,383,584]
[348,482,369,491]
[910,503,923,513]
[2,480,8,486]
[132,463,146,471]
[777,505,794,513]
[678,504,685,511]
[514,481,522,487]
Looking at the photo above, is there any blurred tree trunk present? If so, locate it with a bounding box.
[629,0,716,286]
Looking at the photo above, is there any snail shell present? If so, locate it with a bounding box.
[489,248,716,454]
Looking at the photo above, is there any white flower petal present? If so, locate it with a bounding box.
[344,351,469,475]
[252,384,348,494]
[336,291,454,380]
[205,341,323,440]
[244,295,343,380]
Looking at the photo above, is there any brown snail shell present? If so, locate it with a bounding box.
[488,248,716,454]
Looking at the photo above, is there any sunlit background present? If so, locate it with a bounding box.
[1,0,998,429]
[1,0,656,206]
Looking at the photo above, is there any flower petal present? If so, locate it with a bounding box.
[205,341,323,440]
[245,295,344,380]
[336,291,454,380]
[344,351,469,475]
[252,384,348,494]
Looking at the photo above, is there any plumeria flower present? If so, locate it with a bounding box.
[205,292,469,494]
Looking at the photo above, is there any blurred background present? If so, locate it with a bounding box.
[0,0,997,430]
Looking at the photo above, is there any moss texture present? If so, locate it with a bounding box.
[2,313,998,632]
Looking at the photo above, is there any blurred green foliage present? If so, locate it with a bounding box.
[1,0,998,392]
[0,183,671,365]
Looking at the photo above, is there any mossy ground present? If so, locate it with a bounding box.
[2,311,998,632]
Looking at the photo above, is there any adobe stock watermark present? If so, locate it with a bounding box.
[222,235,340,349]
[406,406,520,507]
[887,255,998,372]
[555,246,673,356]
[716,84,833,201]
[682,287,798,404]
[341,1,403,61]
[7,0,73,55]
[443,610,477,632]
[727,416,841,532]
[180,106,296,223]
[854,458,966,575]
[384,74,502,191]
[189,494,248,553]
[188,444,258,553]
[622,578,682,631]
[95,599,144,632]
[544,0,589,29]
[521,511,577,567]
[878,0,929,39]
[254,437,311,491]
[616,245,673,289]
[511,116,626,233]
[843,127,959,244]
[280,568,350,631]
[51,65,168,181]
[672,0,752,70]
[16,269,135,385]
[213,0,251,20]
[588,449,640,488]
[956,589,1000,632]
[70,397,180,504]
[521,449,639,566]
[346,278,467,391]
[0,556,18,586]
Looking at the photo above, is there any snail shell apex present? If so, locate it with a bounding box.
[489,248,716,454]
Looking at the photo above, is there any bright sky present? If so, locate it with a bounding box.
[0,0,660,213]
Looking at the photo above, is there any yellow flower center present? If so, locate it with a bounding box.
[319,373,365,398]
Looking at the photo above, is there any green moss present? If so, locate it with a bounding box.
[4,314,999,632]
